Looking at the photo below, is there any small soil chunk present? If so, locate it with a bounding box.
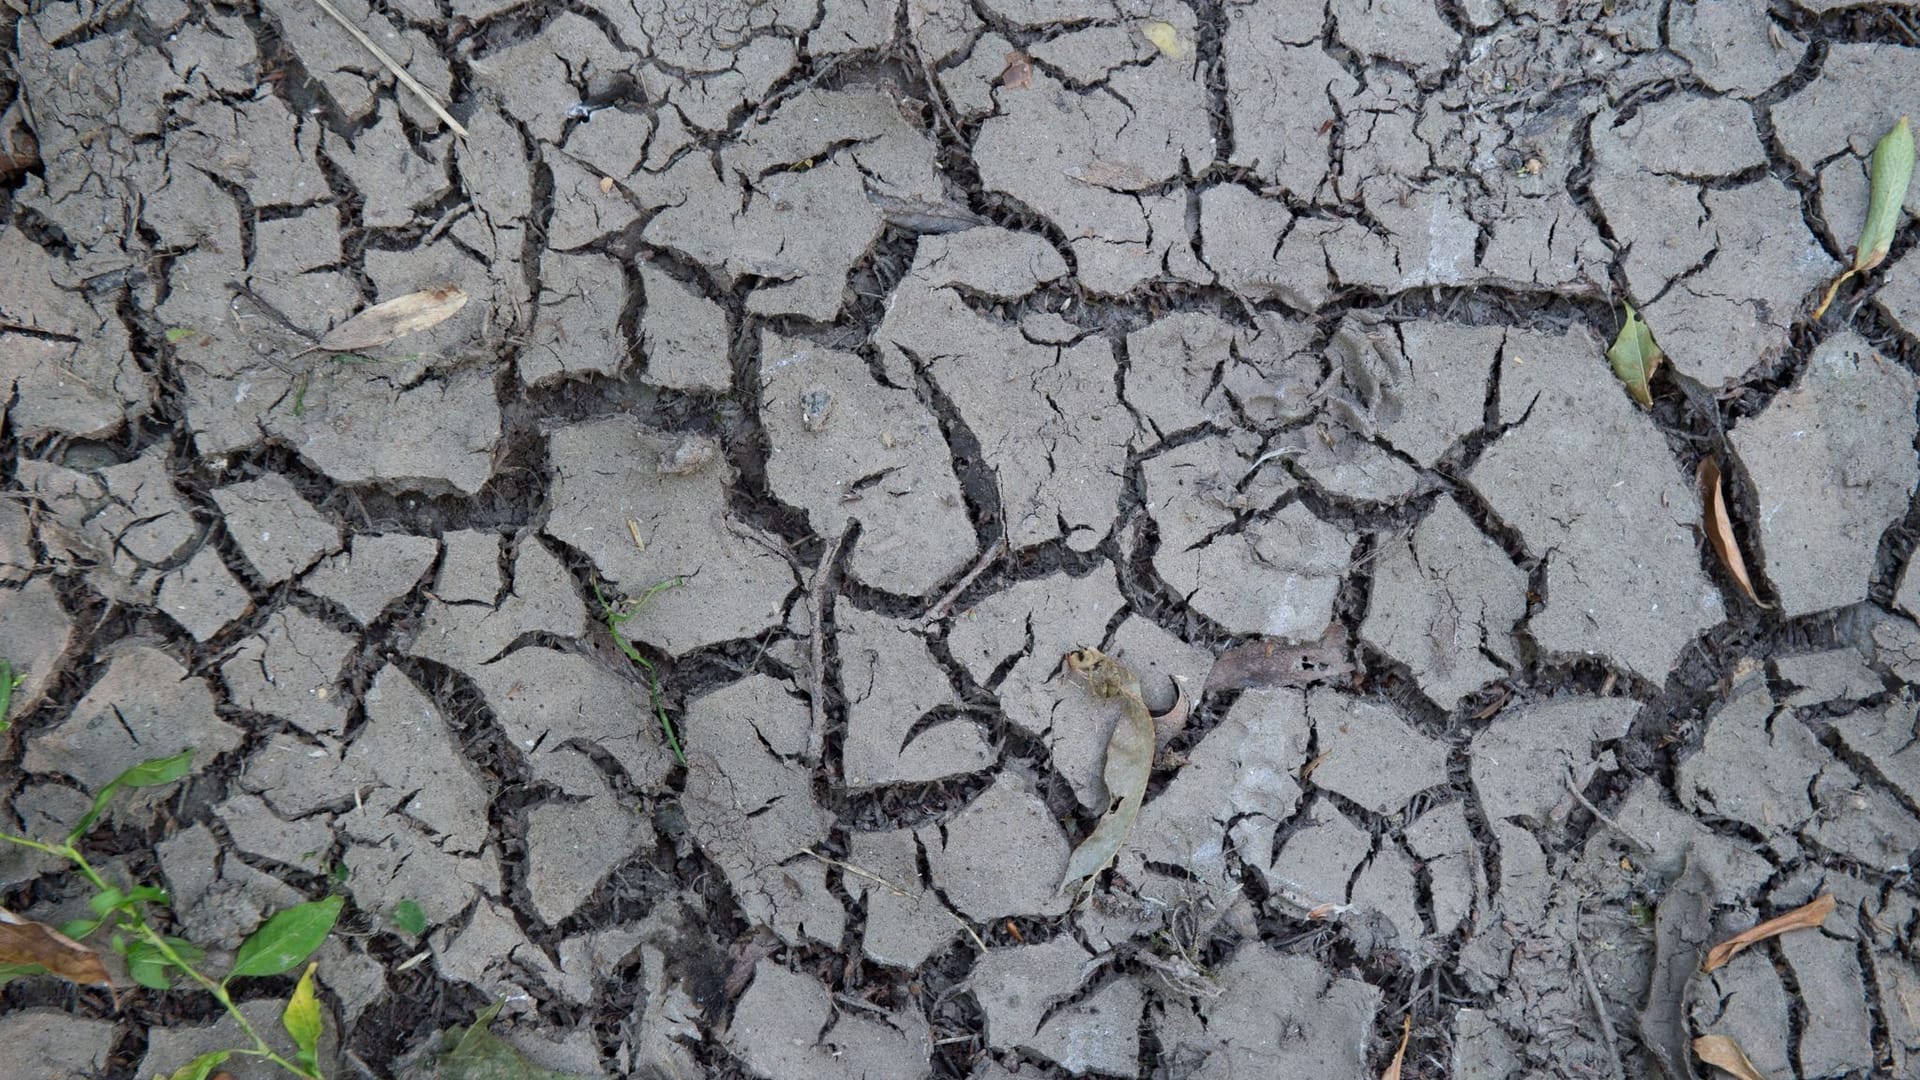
[221,610,355,736]
[300,533,438,625]
[760,334,972,595]
[213,474,343,585]
[839,606,991,787]
[1306,691,1449,814]
[1471,326,1723,679]
[1732,332,1919,618]
[158,548,250,642]
[24,645,241,793]
[1360,497,1524,709]
[971,936,1142,1076]
[683,676,841,945]
[919,773,1070,921]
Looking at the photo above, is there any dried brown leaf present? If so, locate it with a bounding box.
[1203,623,1352,695]
[1381,1015,1412,1080]
[315,286,468,353]
[1698,457,1765,606]
[1694,1034,1770,1080]
[999,50,1033,90]
[1058,649,1155,894]
[1703,893,1835,972]
[0,907,112,993]
[1067,161,1160,192]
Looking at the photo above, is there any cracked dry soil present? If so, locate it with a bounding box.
[4,0,1920,1077]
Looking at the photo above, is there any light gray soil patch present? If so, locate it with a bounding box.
[1733,331,1919,617]
[8,3,1920,1077]
[1471,327,1724,679]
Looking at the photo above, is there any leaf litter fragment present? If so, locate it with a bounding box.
[0,907,113,993]
[1380,1014,1412,1080]
[1694,1034,1770,1080]
[1203,623,1352,695]
[312,286,468,354]
[1607,303,1663,408]
[1703,892,1834,972]
[1142,20,1189,59]
[1698,456,1766,606]
[1814,115,1914,318]
[1058,649,1154,896]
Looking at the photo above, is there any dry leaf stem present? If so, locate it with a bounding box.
[309,0,470,138]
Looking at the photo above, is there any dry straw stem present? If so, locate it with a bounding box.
[309,0,470,138]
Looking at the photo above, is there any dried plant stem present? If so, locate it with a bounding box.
[309,0,469,138]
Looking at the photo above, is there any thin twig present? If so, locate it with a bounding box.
[807,523,855,764]
[802,848,987,952]
[904,0,963,146]
[1563,768,1655,854]
[309,0,470,138]
[1572,903,1625,1080]
[921,534,1004,625]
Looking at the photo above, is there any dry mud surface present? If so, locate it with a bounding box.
[4,0,1920,1077]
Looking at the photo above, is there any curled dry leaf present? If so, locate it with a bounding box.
[999,50,1033,90]
[1203,623,1352,695]
[1381,1015,1412,1080]
[1607,302,1663,408]
[1694,1034,1770,1080]
[1698,456,1766,606]
[0,907,113,995]
[1058,649,1155,895]
[1703,892,1835,972]
[315,286,468,353]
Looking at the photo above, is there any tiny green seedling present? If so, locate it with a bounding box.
[390,899,427,937]
[594,577,688,764]
[0,658,21,734]
[0,751,341,1079]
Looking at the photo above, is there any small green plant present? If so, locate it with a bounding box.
[0,658,21,734]
[390,899,427,936]
[594,577,688,764]
[0,751,342,1079]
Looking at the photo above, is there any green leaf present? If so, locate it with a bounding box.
[126,936,204,990]
[282,962,325,1072]
[59,917,102,941]
[125,941,175,990]
[437,1001,599,1080]
[89,887,128,920]
[0,960,49,987]
[1607,303,1663,409]
[165,1049,233,1080]
[227,895,343,981]
[66,750,195,843]
[0,658,13,733]
[1857,115,1915,273]
[164,327,199,344]
[123,885,171,909]
[391,900,427,937]
[1814,115,1917,318]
